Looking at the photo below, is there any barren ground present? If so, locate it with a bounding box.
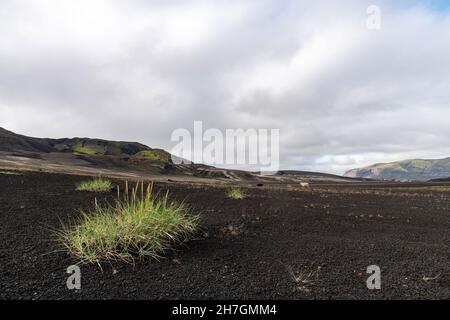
[0,171,449,299]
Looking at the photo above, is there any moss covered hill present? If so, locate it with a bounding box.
[0,126,173,168]
[49,137,160,158]
[344,158,450,181]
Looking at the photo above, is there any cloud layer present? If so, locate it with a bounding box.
[1,0,450,174]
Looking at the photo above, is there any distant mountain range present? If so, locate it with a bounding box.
[0,127,364,184]
[4,127,449,182]
[344,158,450,181]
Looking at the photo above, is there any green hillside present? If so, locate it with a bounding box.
[344,158,450,181]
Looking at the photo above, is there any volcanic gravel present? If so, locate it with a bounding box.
[0,172,449,299]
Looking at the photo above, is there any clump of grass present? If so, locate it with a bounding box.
[226,188,246,200]
[57,182,199,264]
[0,171,22,176]
[132,150,170,163]
[76,178,112,192]
[394,186,450,192]
[73,144,103,156]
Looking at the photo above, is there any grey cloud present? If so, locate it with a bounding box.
[0,0,449,174]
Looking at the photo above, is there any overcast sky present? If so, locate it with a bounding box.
[1,0,450,174]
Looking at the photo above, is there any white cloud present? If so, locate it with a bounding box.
[1,0,449,174]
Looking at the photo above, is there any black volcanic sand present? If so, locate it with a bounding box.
[0,172,449,300]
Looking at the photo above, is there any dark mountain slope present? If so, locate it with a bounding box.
[0,127,54,153]
[0,126,167,158]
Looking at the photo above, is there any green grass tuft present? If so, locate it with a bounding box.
[132,150,170,163]
[73,145,103,156]
[226,188,246,200]
[76,178,112,192]
[57,182,199,264]
[0,171,22,175]
[394,186,450,192]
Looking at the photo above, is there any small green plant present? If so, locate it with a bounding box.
[394,186,450,192]
[76,178,112,192]
[73,144,103,156]
[57,182,199,264]
[227,188,246,200]
[0,171,22,175]
[132,150,170,163]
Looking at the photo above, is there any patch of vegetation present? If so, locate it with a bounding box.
[397,159,429,171]
[0,171,22,175]
[53,143,70,152]
[429,177,450,182]
[73,145,102,156]
[76,178,112,192]
[394,186,450,192]
[57,182,199,264]
[132,150,171,163]
[227,188,246,200]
